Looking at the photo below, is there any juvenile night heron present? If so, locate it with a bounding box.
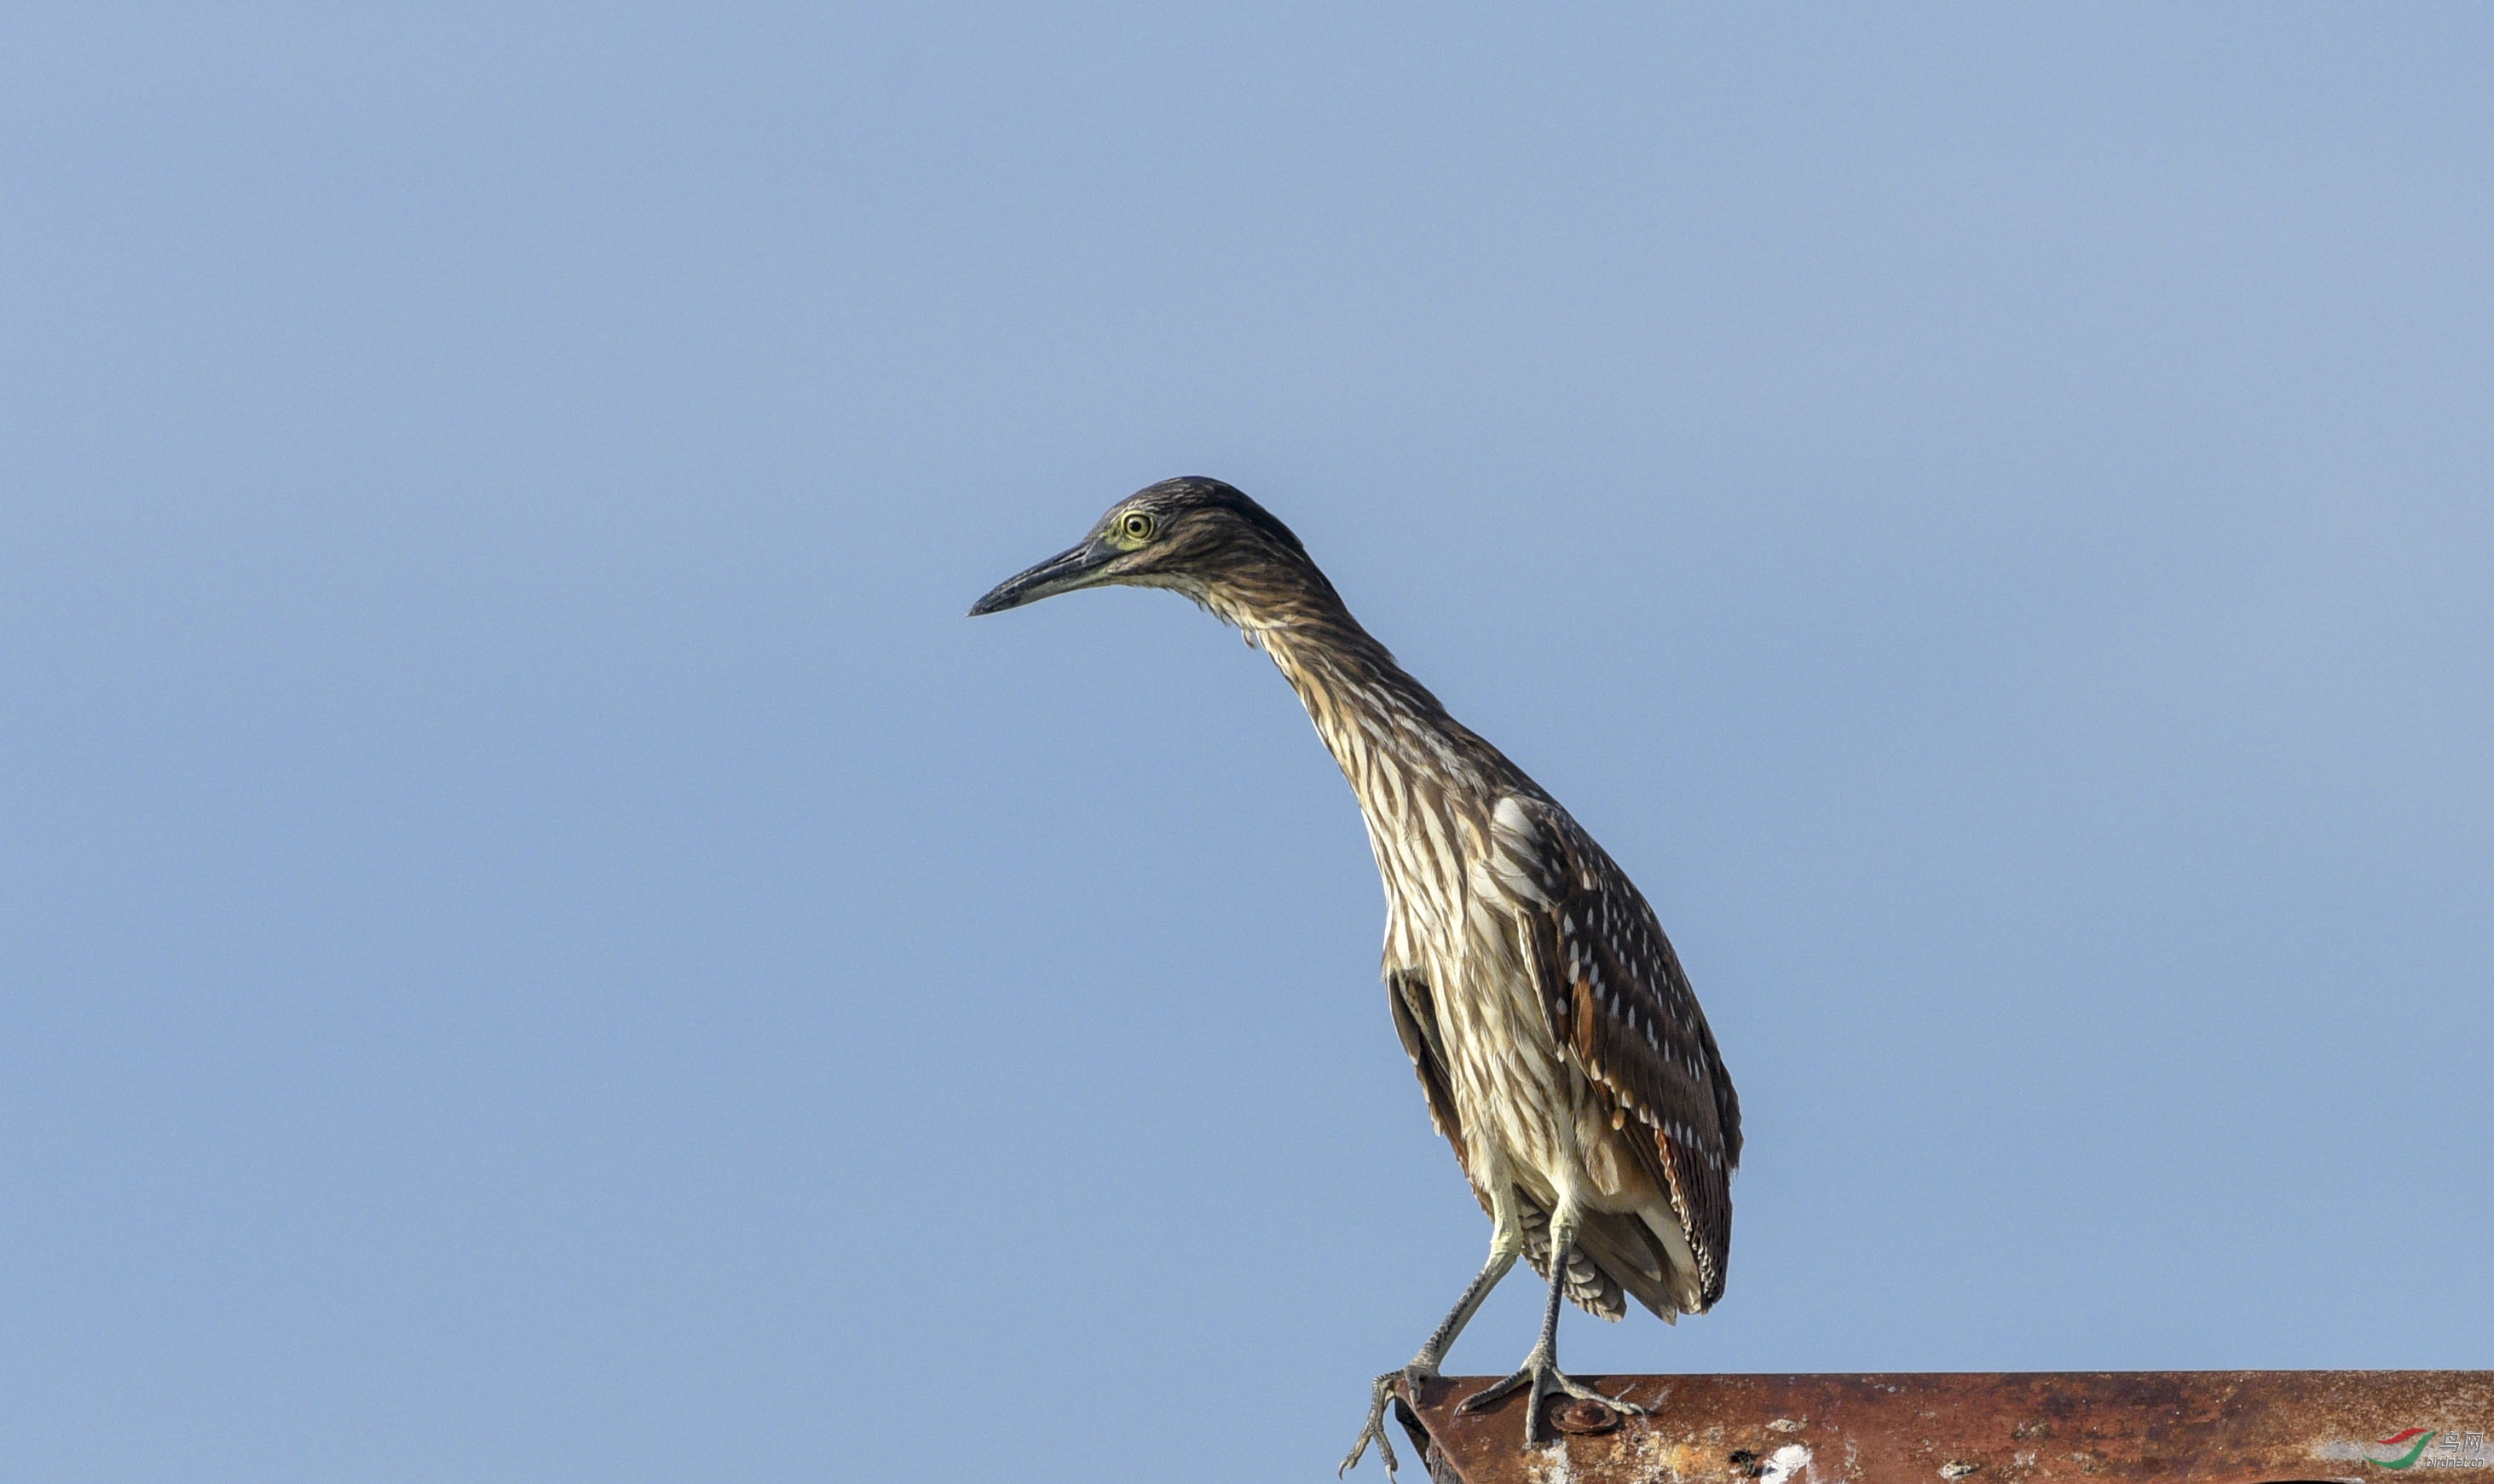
[971,478,1741,1475]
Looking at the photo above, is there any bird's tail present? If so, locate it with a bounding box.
[1520,1204,1683,1323]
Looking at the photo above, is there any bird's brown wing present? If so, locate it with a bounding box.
[1498,795,1741,1312]
[1383,967,1469,1172]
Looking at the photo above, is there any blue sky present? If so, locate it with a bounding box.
[3,6,2489,1481]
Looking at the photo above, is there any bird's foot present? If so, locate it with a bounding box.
[1457,1347,1645,1445]
[1339,1363,1439,1479]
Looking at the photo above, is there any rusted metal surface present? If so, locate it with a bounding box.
[1394,1371,2494,1484]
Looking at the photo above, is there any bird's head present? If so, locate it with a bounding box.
[967,476,1328,624]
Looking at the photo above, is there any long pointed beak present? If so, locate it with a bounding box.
[967,538,1118,616]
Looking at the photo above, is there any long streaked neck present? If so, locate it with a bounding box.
[1211,568,1496,806]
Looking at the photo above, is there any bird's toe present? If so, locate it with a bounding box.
[1340,1370,1408,1479]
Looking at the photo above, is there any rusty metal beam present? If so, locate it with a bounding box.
[1393,1371,2494,1483]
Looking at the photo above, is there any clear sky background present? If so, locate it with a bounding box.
[3,6,2490,1481]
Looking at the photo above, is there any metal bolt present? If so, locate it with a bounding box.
[1550,1397,1621,1435]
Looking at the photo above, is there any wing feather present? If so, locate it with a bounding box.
[1383,968,1468,1171]
[1503,794,1741,1311]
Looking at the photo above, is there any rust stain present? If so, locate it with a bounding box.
[1394,1371,2494,1484]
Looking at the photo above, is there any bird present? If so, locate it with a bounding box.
[970,477,1740,1475]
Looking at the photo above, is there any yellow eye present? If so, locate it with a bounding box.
[1115,509,1157,546]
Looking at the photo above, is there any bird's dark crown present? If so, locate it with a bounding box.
[1116,475,1308,556]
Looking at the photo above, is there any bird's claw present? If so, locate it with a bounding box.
[1457,1348,1645,1444]
[1340,1364,1437,1479]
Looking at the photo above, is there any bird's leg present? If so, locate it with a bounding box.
[1339,1221,1523,1477]
[1456,1201,1647,1444]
